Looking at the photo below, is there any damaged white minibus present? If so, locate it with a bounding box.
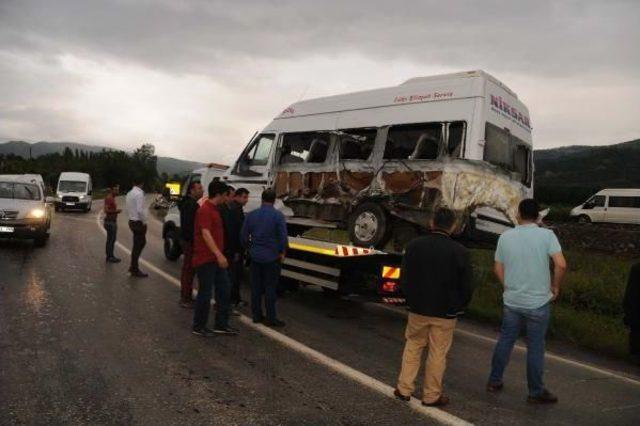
[222,70,534,247]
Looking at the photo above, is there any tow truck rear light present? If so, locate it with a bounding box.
[382,281,398,293]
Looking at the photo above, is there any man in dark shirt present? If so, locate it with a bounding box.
[394,208,473,407]
[241,189,288,327]
[624,262,640,364]
[103,185,122,263]
[191,181,237,337]
[178,181,203,308]
[222,187,250,308]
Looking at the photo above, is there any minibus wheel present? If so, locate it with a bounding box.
[577,214,591,224]
[348,202,391,248]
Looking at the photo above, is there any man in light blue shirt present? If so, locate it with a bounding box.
[487,199,567,404]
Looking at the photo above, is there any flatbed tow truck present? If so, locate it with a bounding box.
[279,233,405,304]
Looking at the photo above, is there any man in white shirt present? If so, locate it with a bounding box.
[125,178,148,277]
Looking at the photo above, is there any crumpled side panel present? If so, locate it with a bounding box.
[440,170,524,225]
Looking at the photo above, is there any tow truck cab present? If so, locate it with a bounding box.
[162,165,227,260]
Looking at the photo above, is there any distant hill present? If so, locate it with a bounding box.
[0,140,208,176]
[534,139,640,204]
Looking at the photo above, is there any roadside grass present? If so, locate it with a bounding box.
[468,249,633,359]
[303,227,634,359]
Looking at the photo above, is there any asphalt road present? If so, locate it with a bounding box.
[1,199,639,425]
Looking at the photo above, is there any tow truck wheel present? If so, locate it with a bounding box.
[348,202,391,248]
[163,228,182,261]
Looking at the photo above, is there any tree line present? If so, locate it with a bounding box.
[0,144,159,193]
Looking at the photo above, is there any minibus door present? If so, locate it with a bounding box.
[224,133,275,213]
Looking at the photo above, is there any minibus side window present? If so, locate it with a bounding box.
[447,121,466,158]
[384,122,442,160]
[609,196,640,208]
[280,132,330,164]
[339,128,377,160]
[584,195,606,209]
[235,134,275,176]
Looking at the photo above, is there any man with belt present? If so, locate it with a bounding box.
[103,184,122,263]
[125,178,148,278]
[241,189,288,327]
[394,208,473,407]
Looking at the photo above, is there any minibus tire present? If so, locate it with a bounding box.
[578,215,591,224]
[348,202,390,248]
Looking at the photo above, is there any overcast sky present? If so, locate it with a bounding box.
[1,0,639,163]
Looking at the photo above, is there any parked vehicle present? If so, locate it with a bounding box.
[221,70,533,247]
[162,165,227,260]
[0,174,52,246]
[55,172,93,212]
[570,189,640,224]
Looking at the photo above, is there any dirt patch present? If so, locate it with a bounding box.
[550,222,640,256]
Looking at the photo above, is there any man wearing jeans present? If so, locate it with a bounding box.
[487,199,567,403]
[241,189,288,327]
[103,184,121,263]
[191,180,237,337]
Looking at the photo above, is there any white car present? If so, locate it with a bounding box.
[0,174,52,246]
[570,188,640,224]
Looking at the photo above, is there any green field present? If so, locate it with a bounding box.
[303,228,635,359]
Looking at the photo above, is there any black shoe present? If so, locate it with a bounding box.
[486,382,504,392]
[252,317,263,324]
[180,301,194,309]
[527,389,558,404]
[130,270,149,278]
[422,395,450,407]
[264,319,286,327]
[394,388,410,402]
[106,257,121,263]
[213,326,239,336]
[192,327,215,337]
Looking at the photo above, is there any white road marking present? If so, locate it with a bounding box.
[94,212,472,426]
[374,302,640,386]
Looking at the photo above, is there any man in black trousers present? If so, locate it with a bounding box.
[624,262,640,365]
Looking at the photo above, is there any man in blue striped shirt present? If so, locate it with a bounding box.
[241,189,289,327]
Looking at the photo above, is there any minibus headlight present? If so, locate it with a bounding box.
[27,208,46,219]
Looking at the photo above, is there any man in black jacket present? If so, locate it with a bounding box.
[624,262,640,364]
[221,187,250,308]
[394,208,473,407]
[179,181,203,308]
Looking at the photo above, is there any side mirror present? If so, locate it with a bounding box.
[88,190,93,195]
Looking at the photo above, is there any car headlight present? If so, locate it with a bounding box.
[79,195,86,200]
[27,208,46,219]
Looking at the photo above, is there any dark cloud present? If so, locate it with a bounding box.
[1,0,638,78]
[0,0,638,157]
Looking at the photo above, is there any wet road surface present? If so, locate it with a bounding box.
[1,199,639,425]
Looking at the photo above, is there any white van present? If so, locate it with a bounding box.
[221,70,533,247]
[570,189,640,224]
[56,172,93,212]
